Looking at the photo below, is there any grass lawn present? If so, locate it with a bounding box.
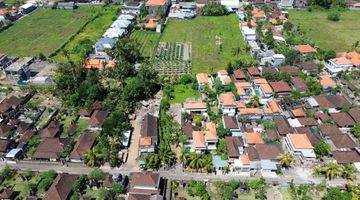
[130,30,161,58]
[52,5,120,63]
[0,6,101,57]
[170,84,200,104]
[288,9,360,52]
[160,14,253,74]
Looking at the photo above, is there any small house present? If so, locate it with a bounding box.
[286,134,316,158]
[139,114,158,154]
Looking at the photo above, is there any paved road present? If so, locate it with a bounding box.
[0,161,356,186]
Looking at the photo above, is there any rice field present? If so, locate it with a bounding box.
[130,30,161,58]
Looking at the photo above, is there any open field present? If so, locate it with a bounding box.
[288,10,360,52]
[160,14,253,74]
[0,6,102,57]
[52,5,120,63]
[130,30,161,58]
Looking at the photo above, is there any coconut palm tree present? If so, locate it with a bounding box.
[187,153,204,172]
[323,163,344,180]
[158,144,176,169]
[84,149,100,167]
[342,164,356,180]
[279,152,293,168]
[142,153,160,170]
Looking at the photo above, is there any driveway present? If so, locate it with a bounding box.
[122,91,162,171]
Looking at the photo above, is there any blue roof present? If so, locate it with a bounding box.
[94,37,116,52]
[212,155,228,168]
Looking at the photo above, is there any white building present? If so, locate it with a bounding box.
[241,26,256,41]
[325,57,353,74]
[286,134,316,158]
[271,54,285,67]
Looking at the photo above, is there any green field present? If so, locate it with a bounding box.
[130,30,161,58]
[52,5,120,63]
[0,6,101,57]
[170,84,200,103]
[289,10,360,52]
[160,14,253,74]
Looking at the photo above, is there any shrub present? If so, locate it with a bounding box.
[200,3,227,16]
[327,12,340,21]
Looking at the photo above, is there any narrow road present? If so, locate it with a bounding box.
[0,161,357,187]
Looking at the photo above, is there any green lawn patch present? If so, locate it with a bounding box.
[170,84,200,104]
[160,14,253,74]
[130,30,161,58]
[52,5,120,63]
[288,9,360,52]
[0,6,102,57]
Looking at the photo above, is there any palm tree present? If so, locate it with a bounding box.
[279,153,293,168]
[202,155,213,173]
[84,149,100,167]
[187,153,204,172]
[143,153,160,170]
[248,95,260,108]
[342,164,356,180]
[158,144,176,169]
[323,163,344,180]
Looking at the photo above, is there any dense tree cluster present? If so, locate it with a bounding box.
[200,3,228,16]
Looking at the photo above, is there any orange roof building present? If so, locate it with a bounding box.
[183,101,207,112]
[319,75,336,89]
[291,108,306,118]
[196,73,209,84]
[286,134,316,158]
[145,19,157,30]
[0,9,9,15]
[146,0,168,6]
[219,92,237,109]
[295,45,316,54]
[192,122,218,152]
[267,99,281,113]
[252,8,265,19]
[83,59,105,70]
[246,132,264,144]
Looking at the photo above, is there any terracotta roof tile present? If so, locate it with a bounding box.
[269,81,291,93]
[330,112,355,127]
[295,44,316,54]
[196,73,209,84]
[219,92,236,106]
[288,134,313,149]
[246,132,264,144]
[319,75,336,88]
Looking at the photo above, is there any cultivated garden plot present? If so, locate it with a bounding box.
[152,42,191,76]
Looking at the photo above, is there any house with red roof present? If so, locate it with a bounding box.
[145,0,170,15]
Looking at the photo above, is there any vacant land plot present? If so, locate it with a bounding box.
[130,30,161,58]
[52,5,120,63]
[0,6,101,57]
[161,14,253,73]
[289,10,360,52]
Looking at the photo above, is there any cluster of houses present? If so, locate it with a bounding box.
[0,2,37,28]
[183,64,360,173]
[0,55,56,84]
[85,12,137,70]
[0,170,165,200]
[0,88,123,164]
